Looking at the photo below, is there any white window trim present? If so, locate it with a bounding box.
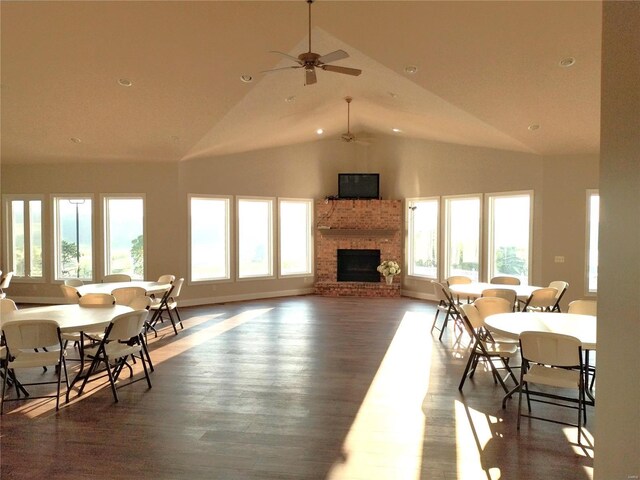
[236,196,275,281]
[442,193,483,281]
[485,190,534,285]
[188,194,233,285]
[101,193,147,281]
[2,194,46,283]
[51,193,95,283]
[585,189,599,295]
[405,196,440,280]
[277,197,314,279]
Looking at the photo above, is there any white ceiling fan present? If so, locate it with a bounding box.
[340,97,372,145]
[263,0,362,86]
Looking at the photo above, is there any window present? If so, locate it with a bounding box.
[54,196,93,281]
[444,195,481,281]
[407,198,439,278]
[2,196,43,279]
[238,197,273,279]
[103,196,145,280]
[189,195,231,282]
[487,191,532,284]
[586,190,599,293]
[279,199,313,277]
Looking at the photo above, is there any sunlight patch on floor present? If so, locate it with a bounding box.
[326,311,432,480]
[455,400,502,480]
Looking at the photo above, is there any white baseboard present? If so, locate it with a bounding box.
[401,290,437,302]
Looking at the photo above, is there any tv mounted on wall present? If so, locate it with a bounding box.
[338,173,380,199]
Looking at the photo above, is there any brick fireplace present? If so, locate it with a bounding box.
[314,199,402,297]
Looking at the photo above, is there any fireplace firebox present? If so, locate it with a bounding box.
[337,249,381,282]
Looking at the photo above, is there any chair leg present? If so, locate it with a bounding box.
[139,334,154,372]
[167,309,179,335]
[458,345,478,391]
[517,379,525,431]
[430,309,441,333]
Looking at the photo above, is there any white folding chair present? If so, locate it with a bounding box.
[157,274,175,284]
[148,278,184,335]
[102,274,131,283]
[430,281,462,341]
[490,276,521,285]
[112,287,146,306]
[60,285,81,304]
[64,279,84,287]
[0,272,14,299]
[79,293,116,307]
[548,281,569,312]
[0,298,18,313]
[1,319,69,413]
[481,288,517,312]
[568,299,597,316]
[517,331,586,443]
[522,287,558,312]
[76,310,152,402]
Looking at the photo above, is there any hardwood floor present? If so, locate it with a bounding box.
[0,296,594,479]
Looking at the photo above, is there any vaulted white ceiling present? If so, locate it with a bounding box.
[0,1,602,164]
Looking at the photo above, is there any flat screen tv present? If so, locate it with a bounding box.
[338,173,380,199]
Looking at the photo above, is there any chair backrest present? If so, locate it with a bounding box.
[481,288,517,309]
[431,281,451,303]
[490,275,521,285]
[79,293,116,307]
[105,310,149,342]
[568,299,597,316]
[102,274,132,283]
[129,296,151,311]
[460,303,484,330]
[519,331,582,367]
[112,287,146,306]
[474,296,512,320]
[60,285,81,303]
[548,280,569,300]
[2,319,60,351]
[171,278,185,299]
[64,278,84,287]
[157,274,175,284]
[524,287,558,310]
[0,271,14,289]
[0,298,18,313]
[446,275,472,286]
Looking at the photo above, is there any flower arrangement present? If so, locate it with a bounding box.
[377,260,401,277]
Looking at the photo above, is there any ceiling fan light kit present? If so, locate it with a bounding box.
[263,0,362,85]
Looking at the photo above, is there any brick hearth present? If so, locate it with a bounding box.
[314,199,402,297]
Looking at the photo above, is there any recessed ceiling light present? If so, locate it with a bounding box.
[240,74,253,83]
[118,78,133,87]
[285,95,296,103]
[316,128,324,135]
[528,124,540,131]
[392,128,402,133]
[404,65,418,74]
[70,137,82,144]
[559,57,576,68]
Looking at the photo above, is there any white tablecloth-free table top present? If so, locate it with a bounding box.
[484,312,596,350]
[449,282,542,301]
[76,281,170,297]
[2,304,132,333]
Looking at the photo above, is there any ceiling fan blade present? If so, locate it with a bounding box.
[269,51,303,65]
[260,65,303,74]
[321,65,362,76]
[318,49,349,64]
[305,68,317,86]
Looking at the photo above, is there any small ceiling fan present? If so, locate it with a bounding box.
[341,96,356,143]
[263,0,362,86]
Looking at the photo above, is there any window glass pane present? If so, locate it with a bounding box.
[280,200,312,276]
[238,199,272,278]
[408,199,438,278]
[190,197,230,281]
[446,197,480,281]
[490,194,530,283]
[588,193,599,292]
[56,197,93,280]
[105,198,144,279]
[29,200,43,277]
[11,201,25,277]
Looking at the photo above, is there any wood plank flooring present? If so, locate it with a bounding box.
[0,296,594,479]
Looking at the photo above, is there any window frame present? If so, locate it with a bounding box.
[442,193,483,282]
[406,196,440,280]
[236,196,275,281]
[188,194,233,284]
[51,194,95,283]
[277,197,314,278]
[585,189,599,295]
[2,194,46,283]
[102,193,147,281]
[486,190,534,285]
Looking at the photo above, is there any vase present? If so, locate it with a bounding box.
[385,275,394,285]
